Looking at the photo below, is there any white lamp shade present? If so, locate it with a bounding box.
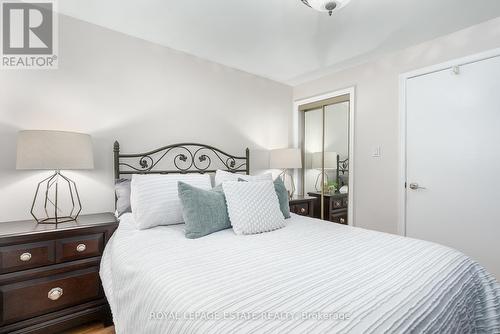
[312,151,338,170]
[269,148,302,169]
[17,130,94,170]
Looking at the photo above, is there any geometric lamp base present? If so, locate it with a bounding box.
[31,171,82,224]
[315,170,330,193]
[35,216,79,224]
[278,169,296,199]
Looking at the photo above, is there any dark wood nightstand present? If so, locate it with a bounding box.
[308,192,348,225]
[0,213,118,334]
[289,196,315,217]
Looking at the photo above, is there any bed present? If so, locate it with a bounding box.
[102,142,500,333]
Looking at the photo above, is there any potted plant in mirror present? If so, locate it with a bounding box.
[326,180,338,194]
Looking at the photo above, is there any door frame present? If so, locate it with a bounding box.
[398,47,500,236]
[293,86,356,226]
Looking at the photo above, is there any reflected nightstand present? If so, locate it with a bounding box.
[289,196,315,217]
[308,192,348,225]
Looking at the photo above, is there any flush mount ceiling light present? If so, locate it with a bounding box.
[301,0,351,16]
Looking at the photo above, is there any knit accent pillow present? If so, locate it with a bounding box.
[222,181,286,235]
[238,177,291,219]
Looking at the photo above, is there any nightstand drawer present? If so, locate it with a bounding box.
[0,266,101,325]
[56,234,104,263]
[0,241,55,274]
[290,203,310,216]
[330,211,348,225]
[332,198,344,209]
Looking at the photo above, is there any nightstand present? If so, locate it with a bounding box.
[308,192,348,225]
[289,196,315,217]
[0,213,118,334]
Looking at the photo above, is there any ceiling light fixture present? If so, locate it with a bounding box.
[300,0,351,16]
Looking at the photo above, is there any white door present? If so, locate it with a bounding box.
[406,54,500,279]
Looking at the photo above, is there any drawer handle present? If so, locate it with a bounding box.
[300,208,306,213]
[48,287,63,301]
[20,252,32,262]
[76,243,86,252]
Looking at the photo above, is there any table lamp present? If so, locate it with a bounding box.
[269,148,302,198]
[16,130,94,224]
[312,151,338,192]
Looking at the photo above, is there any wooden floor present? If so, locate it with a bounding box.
[63,322,115,334]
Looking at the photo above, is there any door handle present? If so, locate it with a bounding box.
[409,183,426,190]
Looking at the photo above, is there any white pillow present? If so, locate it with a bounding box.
[222,181,286,235]
[214,169,272,186]
[130,174,211,229]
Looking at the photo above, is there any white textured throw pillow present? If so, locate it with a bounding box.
[131,174,211,230]
[214,169,272,186]
[223,181,286,235]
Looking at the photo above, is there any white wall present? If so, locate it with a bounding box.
[294,17,500,234]
[0,14,292,222]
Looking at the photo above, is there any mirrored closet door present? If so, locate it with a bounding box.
[301,94,350,224]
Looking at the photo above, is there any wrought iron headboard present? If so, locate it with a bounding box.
[336,157,349,187]
[113,141,249,179]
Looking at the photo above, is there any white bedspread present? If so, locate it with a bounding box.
[100,214,500,333]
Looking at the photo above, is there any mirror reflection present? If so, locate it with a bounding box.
[302,99,350,223]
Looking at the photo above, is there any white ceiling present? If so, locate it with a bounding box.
[58,0,500,85]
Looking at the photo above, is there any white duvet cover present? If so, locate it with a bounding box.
[100,214,500,334]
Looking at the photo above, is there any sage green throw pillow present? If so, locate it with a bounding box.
[238,177,291,219]
[178,181,231,239]
[273,178,291,219]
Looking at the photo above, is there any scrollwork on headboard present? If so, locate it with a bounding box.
[113,141,249,179]
[337,157,348,175]
[336,157,349,187]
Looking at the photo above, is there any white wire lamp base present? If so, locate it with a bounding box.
[315,171,331,192]
[278,169,296,199]
[31,171,82,224]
